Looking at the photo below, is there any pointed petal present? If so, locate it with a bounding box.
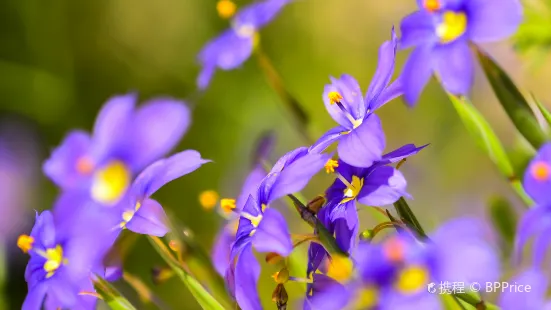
[235,244,262,310]
[399,10,438,49]
[433,40,474,96]
[128,98,191,170]
[132,150,210,198]
[357,166,408,206]
[523,143,551,205]
[337,114,385,168]
[92,94,136,159]
[467,0,523,43]
[333,208,358,253]
[379,143,428,165]
[198,30,254,71]
[252,208,293,256]
[309,126,347,154]
[366,28,398,105]
[43,131,92,190]
[402,46,433,106]
[267,152,330,202]
[126,198,169,237]
[307,243,328,276]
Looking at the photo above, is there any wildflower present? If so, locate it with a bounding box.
[19,210,112,309]
[228,147,330,310]
[399,0,523,104]
[43,94,190,206]
[523,142,551,206]
[320,144,425,252]
[309,29,403,167]
[307,218,500,309]
[197,0,292,89]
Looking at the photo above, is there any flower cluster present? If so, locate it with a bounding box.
[16,0,550,309]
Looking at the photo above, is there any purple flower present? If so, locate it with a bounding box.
[197,0,292,89]
[318,144,425,253]
[43,93,190,206]
[399,0,522,104]
[498,269,551,310]
[18,210,112,310]
[309,29,402,167]
[307,218,499,310]
[523,142,551,206]
[228,147,330,310]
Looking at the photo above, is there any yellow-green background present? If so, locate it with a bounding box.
[1,0,548,308]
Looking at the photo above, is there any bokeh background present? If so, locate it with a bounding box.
[1,0,549,308]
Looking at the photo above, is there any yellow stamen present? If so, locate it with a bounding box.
[325,159,339,174]
[272,268,290,284]
[199,190,219,211]
[353,286,378,309]
[221,198,237,214]
[436,11,467,43]
[341,176,364,203]
[531,161,551,182]
[91,160,131,205]
[328,91,344,105]
[119,210,135,229]
[217,0,236,19]
[43,245,66,278]
[17,235,34,253]
[395,265,429,293]
[326,255,354,283]
[76,156,94,175]
[424,0,440,12]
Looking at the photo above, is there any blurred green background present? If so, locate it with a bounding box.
[1,0,549,308]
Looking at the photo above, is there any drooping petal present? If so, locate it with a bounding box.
[267,152,330,202]
[433,40,473,96]
[127,98,190,170]
[92,93,136,160]
[126,198,169,237]
[252,208,293,256]
[22,283,48,310]
[399,10,439,49]
[467,0,523,43]
[498,269,547,310]
[212,229,235,276]
[366,28,398,106]
[401,46,433,106]
[523,143,551,205]
[234,244,262,310]
[337,114,385,168]
[309,126,348,154]
[357,166,409,206]
[379,144,428,165]
[323,75,366,127]
[131,150,210,199]
[43,131,93,190]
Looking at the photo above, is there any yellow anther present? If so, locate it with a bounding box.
[76,156,94,175]
[17,235,34,253]
[395,265,429,293]
[217,0,236,19]
[325,159,339,174]
[341,176,364,203]
[272,268,290,284]
[424,0,440,12]
[353,286,378,309]
[328,91,343,105]
[383,237,405,263]
[326,255,354,283]
[531,161,551,182]
[199,190,219,211]
[221,198,237,214]
[91,160,131,205]
[436,11,467,43]
[122,210,134,223]
[43,245,66,278]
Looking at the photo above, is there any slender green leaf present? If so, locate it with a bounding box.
[393,198,427,238]
[93,274,137,310]
[449,94,532,205]
[476,47,549,149]
[533,94,551,129]
[148,236,227,310]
